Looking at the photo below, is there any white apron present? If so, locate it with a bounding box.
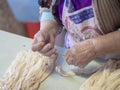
[61,0,104,48]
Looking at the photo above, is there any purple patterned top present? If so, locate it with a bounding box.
[56,0,92,21]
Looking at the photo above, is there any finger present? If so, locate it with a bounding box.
[74,61,79,66]
[66,57,73,65]
[40,43,54,53]
[50,53,58,60]
[32,42,45,51]
[31,38,37,49]
[73,57,84,67]
[78,62,86,68]
[45,48,56,56]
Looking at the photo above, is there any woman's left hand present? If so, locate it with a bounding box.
[65,39,96,68]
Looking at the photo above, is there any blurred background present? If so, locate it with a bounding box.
[0,0,40,38]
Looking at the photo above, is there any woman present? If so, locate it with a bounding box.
[32,0,120,68]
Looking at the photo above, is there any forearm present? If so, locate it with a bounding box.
[40,20,60,33]
[91,31,120,57]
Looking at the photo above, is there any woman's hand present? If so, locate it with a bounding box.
[65,39,96,68]
[32,20,59,59]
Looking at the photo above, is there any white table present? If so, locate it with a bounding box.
[0,30,102,90]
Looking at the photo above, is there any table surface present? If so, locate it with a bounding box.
[0,30,102,90]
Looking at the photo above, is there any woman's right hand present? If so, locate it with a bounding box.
[32,20,59,59]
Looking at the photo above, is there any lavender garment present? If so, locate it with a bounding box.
[56,0,92,21]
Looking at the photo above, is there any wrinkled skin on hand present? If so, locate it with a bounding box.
[65,39,96,68]
[32,21,59,60]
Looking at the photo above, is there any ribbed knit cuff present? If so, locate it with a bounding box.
[40,11,55,22]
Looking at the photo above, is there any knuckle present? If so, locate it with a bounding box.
[48,44,53,49]
[47,45,51,50]
[38,43,42,48]
[72,48,76,54]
